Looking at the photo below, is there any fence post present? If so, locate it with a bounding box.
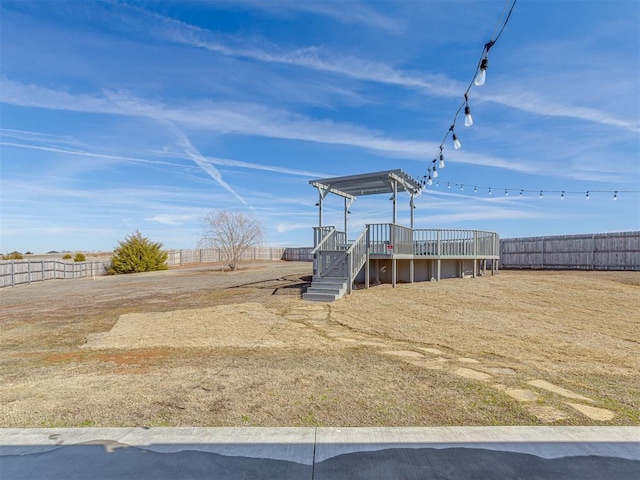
[42,260,45,282]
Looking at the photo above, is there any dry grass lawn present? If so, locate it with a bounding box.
[0,263,638,427]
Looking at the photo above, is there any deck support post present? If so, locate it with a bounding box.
[365,253,370,289]
[437,258,441,281]
[410,259,414,283]
[392,258,397,288]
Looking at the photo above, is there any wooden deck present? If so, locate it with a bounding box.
[312,224,500,290]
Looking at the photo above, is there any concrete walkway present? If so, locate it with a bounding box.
[1,427,638,479]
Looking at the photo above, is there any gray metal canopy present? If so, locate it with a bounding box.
[309,169,423,199]
[310,169,424,237]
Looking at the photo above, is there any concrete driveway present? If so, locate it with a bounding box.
[1,426,638,479]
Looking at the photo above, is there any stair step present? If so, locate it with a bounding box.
[312,276,348,284]
[305,275,349,302]
[302,292,339,302]
[306,286,344,296]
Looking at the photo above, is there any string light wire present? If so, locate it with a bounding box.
[420,0,518,187]
[414,0,632,205]
[429,182,639,200]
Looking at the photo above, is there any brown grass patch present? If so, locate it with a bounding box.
[1,264,638,427]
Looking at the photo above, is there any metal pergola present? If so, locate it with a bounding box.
[309,169,423,238]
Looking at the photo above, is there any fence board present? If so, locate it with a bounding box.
[0,247,290,288]
[499,231,640,271]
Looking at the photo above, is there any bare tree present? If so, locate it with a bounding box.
[201,210,263,271]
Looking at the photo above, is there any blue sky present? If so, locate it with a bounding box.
[1,0,638,253]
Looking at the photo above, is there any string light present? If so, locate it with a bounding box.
[474,57,489,86]
[408,4,631,208]
[450,126,462,150]
[416,0,517,188]
[464,94,473,127]
[424,182,638,200]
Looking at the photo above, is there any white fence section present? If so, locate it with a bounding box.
[500,231,640,271]
[0,247,290,288]
[167,247,286,266]
[282,247,314,262]
[0,260,112,288]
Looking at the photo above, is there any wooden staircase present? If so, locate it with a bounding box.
[303,227,368,302]
[302,276,349,302]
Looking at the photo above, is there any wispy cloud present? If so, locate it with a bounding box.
[160,120,248,205]
[129,8,637,132]
[233,1,404,33]
[147,213,199,226]
[0,78,607,180]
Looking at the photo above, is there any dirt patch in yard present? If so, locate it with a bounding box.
[1,264,638,427]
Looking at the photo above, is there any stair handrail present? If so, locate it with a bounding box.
[346,227,369,294]
[311,227,337,255]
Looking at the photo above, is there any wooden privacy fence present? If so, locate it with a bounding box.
[0,260,112,288]
[500,231,640,271]
[0,247,291,288]
[282,247,314,262]
[167,247,286,266]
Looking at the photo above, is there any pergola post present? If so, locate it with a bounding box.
[410,195,415,228]
[392,178,398,224]
[317,189,324,228]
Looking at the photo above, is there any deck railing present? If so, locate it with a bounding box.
[313,226,336,248]
[366,224,499,258]
[311,227,346,254]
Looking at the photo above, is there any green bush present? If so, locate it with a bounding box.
[107,231,169,275]
[73,252,86,262]
[62,253,72,260]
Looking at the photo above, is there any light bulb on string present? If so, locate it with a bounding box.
[427,175,433,186]
[505,189,508,196]
[613,191,618,201]
[474,57,488,86]
[449,125,461,150]
[539,191,543,199]
[436,180,439,187]
[561,191,565,200]
[439,151,445,169]
[474,186,477,193]
[432,165,438,178]
[464,94,473,127]
[452,133,462,150]
[460,184,464,191]
[519,190,524,197]
[447,182,451,189]
[488,187,492,196]
[586,191,590,200]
